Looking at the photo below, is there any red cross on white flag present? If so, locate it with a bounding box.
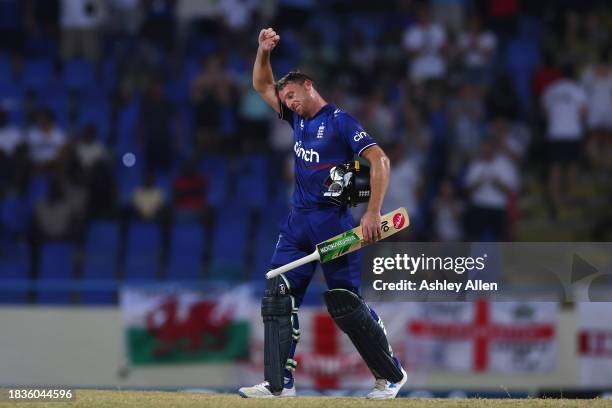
[406,299,557,373]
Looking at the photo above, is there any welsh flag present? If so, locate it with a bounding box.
[121,285,251,365]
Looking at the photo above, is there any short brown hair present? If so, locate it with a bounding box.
[275,70,314,93]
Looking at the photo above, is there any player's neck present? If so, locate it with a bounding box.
[306,96,328,119]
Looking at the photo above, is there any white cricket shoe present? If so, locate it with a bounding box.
[366,368,408,399]
[238,381,296,398]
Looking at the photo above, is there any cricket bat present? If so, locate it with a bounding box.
[265,207,409,279]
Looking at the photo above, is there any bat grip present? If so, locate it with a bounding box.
[265,251,320,279]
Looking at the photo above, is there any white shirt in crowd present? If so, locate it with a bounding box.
[61,0,105,29]
[0,125,23,155]
[456,30,497,68]
[27,126,67,164]
[465,154,519,209]
[75,140,107,168]
[403,23,447,81]
[382,157,419,217]
[493,121,531,162]
[542,79,587,141]
[132,187,165,220]
[581,67,612,130]
[434,202,462,241]
[218,0,257,31]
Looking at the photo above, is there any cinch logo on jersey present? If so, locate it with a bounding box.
[353,131,368,142]
[294,141,320,163]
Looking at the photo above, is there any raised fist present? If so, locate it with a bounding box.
[258,27,280,52]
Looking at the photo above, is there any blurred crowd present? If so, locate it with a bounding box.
[1,0,611,258]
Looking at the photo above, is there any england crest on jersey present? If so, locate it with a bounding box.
[317,123,325,139]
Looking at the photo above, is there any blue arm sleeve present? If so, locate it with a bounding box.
[338,112,377,156]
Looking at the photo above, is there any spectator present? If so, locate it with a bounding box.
[489,116,530,163]
[464,136,519,240]
[402,4,448,83]
[456,14,497,85]
[542,65,587,214]
[486,0,519,42]
[0,109,24,157]
[26,109,68,169]
[0,111,28,195]
[359,90,396,148]
[268,107,294,182]
[0,183,31,238]
[382,143,420,227]
[485,74,519,120]
[347,30,377,86]
[431,0,465,34]
[63,173,88,226]
[532,52,561,100]
[433,179,463,241]
[238,82,272,151]
[175,0,221,48]
[73,124,108,171]
[581,50,612,170]
[401,105,432,171]
[0,110,29,233]
[274,0,316,30]
[583,10,610,58]
[34,176,78,241]
[0,0,25,54]
[173,160,207,218]
[59,0,106,61]
[328,82,359,117]
[218,0,257,34]
[107,0,143,36]
[268,111,293,155]
[86,161,117,219]
[24,0,60,56]
[140,0,177,53]
[132,172,166,221]
[140,78,176,172]
[488,116,529,237]
[562,11,600,68]
[191,55,238,152]
[423,88,451,186]
[448,83,485,171]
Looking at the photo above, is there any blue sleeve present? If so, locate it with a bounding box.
[338,113,377,156]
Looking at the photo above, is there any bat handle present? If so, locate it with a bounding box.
[265,251,320,279]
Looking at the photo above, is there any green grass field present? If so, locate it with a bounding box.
[1,391,611,408]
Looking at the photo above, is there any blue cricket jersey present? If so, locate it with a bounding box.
[279,102,377,209]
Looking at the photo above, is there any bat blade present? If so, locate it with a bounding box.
[316,207,409,263]
[265,207,409,279]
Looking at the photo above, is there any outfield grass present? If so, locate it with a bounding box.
[0,391,611,408]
